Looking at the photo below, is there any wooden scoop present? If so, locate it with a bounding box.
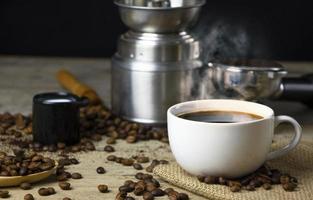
[0,164,57,187]
[56,69,102,105]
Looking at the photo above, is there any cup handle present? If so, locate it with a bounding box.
[266,115,302,160]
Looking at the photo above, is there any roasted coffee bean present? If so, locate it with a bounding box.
[125,197,135,200]
[168,191,180,200]
[106,137,116,144]
[133,163,143,170]
[38,188,50,196]
[290,177,298,184]
[119,185,134,193]
[143,192,154,200]
[262,183,272,190]
[47,187,56,195]
[96,167,106,174]
[230,185,241,192]
[146,165,154,173]
[159,160,169,165]
[0,191,9,198]
[164,188,174,194]
[59,182,71,190]
[204,176,218,184]
[146,183,157,192]
[57,174,68,181]
[70,158,79,165]
[107,155,116,161]
[24,193,34,200]
[177,193,189,200]
[151,188,165,197]
[115,192,127,200]
[136,156,150,163]
[122,158,134,166]
[150,159,160,167]
[63,198,71,200]
[280,175,290,184]
[115,157,123,163]
[282,182,297,191]
[218,177,227,185]
[71,172,82,179]
[48,145,57,152]
[135,172,144,180]
[134,185,145,196]
[98,184,109,193]
[20,182,32,190]
[245,185,255,191]
[124,180,134,186]
[249,179,262,188]
[104,145,115,152]
[126,136,136,143]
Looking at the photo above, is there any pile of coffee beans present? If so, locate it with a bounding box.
[197,165,298,192]
[0,105,168,153]
[0,150,55,176]
[117,172,189,200]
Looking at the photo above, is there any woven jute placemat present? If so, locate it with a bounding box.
[154,139,313,200]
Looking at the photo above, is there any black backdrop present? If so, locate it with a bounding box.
[0,0,312,60]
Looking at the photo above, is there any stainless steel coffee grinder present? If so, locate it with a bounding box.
[112,0,206,124]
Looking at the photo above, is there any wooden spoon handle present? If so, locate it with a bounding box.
[56,69,101,105]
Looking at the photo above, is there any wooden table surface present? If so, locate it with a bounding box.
[0,55,312,200]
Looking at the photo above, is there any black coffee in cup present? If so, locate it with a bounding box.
[178,110,263,123]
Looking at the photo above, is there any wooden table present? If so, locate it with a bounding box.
[0,55,312,199]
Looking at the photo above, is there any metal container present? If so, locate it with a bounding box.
[112,31,204,124]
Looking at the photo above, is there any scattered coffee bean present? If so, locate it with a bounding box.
[280,175,290,184]
[20,182,32,190]
[230,185,241,192]
[133,163,143,170]
[218,177,227,185]
[126,136,136,143]
[119,185,134,193]
[143,192,154,200]
[70,158,79,165]
[0,191,9,198]
[136,156,150,163]
[106,137,116,144]
[282,182,297,191]
[164,188,174,194]
[116,192,127,200]
[146,165,154,173]
[122,158,134,166]
[96,167,106,174]
[204,176,217,184]
[107,155,117,161]
[47,187,56,195]
[262,183,272,190]
[71,173,82,179]
[159,160,169,164]
[177,193,189,200]
[63,198,71,200]
[104,145,115,152]
[24,193,34,200]
[98,184,109,193]
[38,188,52,196]
[151,188,165,197]
[245,185,255,191]
[125,197,135,200]
[59,182,71,190]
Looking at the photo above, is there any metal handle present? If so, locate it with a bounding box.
[266,115,302,160]
[279,74,313,105]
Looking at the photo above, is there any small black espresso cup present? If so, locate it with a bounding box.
[32,92,88,145]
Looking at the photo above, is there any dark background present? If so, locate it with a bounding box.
[0,0,312,60]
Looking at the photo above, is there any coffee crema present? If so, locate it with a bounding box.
[178,110,263,123]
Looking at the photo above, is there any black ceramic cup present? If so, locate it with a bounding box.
[32,92,88,145]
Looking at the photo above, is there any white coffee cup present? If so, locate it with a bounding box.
[167,99,302,178]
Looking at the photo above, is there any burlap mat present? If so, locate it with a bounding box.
[154,139,313,200]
